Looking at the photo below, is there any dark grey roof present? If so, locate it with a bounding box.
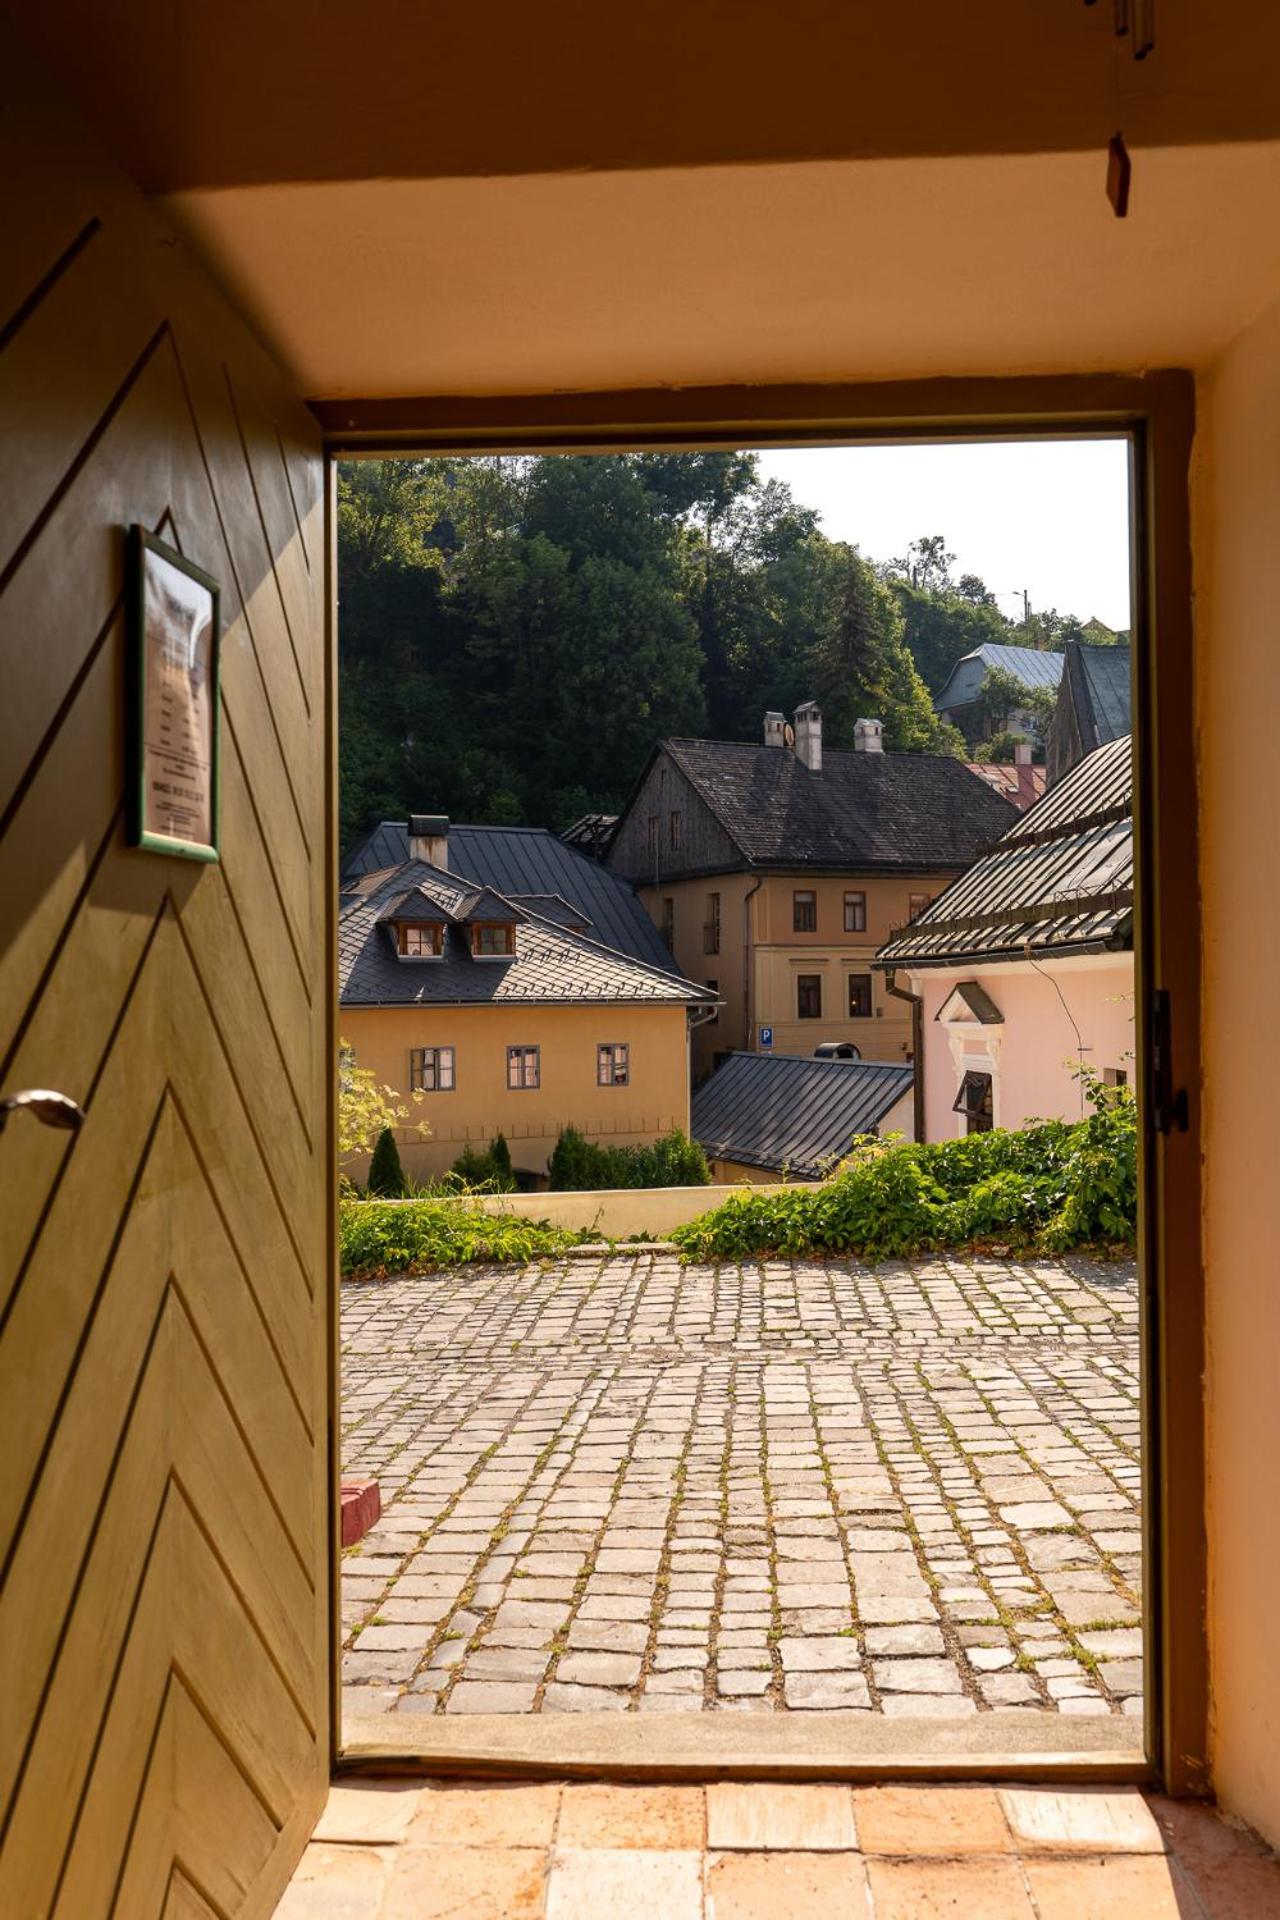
[876,734,1132,968]
[339,858,714,1008]
[1074,643,1131,745]
[341,821,674,971]
[656,740,1018,871]
[692,1052,915,1178]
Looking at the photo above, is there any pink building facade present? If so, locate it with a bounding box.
[913,954,1134,1140]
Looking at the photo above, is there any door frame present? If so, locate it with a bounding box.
[321,371,1204,1794]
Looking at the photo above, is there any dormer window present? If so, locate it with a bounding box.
[472,922,516,958]
[396,922,444,958]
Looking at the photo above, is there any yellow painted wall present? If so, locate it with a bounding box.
[640,870,948,1074]
[1196,289,1280,1848]
[342,1001,692,1179]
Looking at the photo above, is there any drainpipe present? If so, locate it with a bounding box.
[742,874,763,1049]
[884,967,926,1143]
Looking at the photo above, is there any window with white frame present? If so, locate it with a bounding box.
[409,1046,455,1092]
[507,1045,540,1090]
[597,1042,630,1086]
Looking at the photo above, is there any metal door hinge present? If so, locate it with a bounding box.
[1150,989,1189,1134]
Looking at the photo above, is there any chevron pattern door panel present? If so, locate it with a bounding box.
[0,26,332,1919]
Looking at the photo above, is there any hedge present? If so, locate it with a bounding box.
[672,1077,1136,1264]
[340,1197,574,1279]
[547,1126,711,1191]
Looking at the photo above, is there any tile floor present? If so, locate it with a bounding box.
[277,1780,1280,1917]
[341,1253,1141,1723]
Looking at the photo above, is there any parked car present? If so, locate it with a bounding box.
[813,1041,862,1061]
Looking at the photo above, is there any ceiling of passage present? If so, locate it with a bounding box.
[158,145,1280,400]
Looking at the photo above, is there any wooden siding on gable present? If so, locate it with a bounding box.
[0,24,331,1920]
[607,747,744,884]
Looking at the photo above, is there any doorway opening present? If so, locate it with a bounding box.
[328,413,1188,1781]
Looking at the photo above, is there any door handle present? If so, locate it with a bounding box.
[0,1089,86,1135]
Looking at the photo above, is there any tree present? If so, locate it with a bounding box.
[886,534,956,594]
[367,1127,408,1197]
[971,666,1058,757]
[337,1042,428,1172]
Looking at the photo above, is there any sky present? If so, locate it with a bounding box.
[754,438,1132,631]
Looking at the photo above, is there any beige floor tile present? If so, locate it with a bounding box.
[1023,1853,1190,1919]
[546,1847,703,1920]
[999,1787,1165,1853]
[405,1781,561,1848]
[706,1782,857,1851]
[557,1784,705,1849]
[273,1843,395,1918]
[866,1855,1037,1917]
[311,1782,424,1844]
[380,1844,547,1918]
[706,1849,868,1918]
[854,1785,1013,1855]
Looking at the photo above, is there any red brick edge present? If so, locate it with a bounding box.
[340,1478,381,1547]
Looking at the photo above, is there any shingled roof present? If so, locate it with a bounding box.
[875,734,1132,969]
[1046,640,1132,785]
[342,820,674,971]
[340,858,715,1008]
[655,740,1018,871]
[692,1052,915,1178]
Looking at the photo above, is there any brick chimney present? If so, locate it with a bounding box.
[794,701,822,772]
[763,710,786,748]
[407,813,449,866]
[854,717,884,754]
[1014,740,1033,765]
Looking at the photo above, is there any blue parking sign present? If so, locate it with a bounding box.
[760,1027,773,1049]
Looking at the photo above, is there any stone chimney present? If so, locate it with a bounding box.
[854,716,884,753]
[407,813,449,866]
[763,710,786,748]
[794,701,822,773]
[1014,740,1033,765]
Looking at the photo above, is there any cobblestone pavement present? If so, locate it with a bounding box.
[340,1253,1142,1721]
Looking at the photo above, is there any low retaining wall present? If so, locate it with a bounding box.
[469,1182,796,1240]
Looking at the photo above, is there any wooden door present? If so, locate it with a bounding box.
[0,26,333,1918]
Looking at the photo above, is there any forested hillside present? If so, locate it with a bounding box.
[338,453,1119,844]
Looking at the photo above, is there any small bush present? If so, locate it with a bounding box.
[366,1127,407,1197]
[547,1126,711,1191]
[449,1136,517,1193]
[340,1197,574,1279]
[672,1073,1135,1264]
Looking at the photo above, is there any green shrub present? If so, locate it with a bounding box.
[340,1197,574,1279]
[547,1126,711,1191]
[672,1073,1135,1264]
[366,1127,407,1197]
[449,1137,517,1193]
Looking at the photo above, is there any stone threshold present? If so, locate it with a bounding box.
[339,1708,1145,1782]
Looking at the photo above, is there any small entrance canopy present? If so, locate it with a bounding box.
[936,981,1004,1026]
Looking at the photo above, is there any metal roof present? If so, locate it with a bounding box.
[875,734,1133,968]
[691,1052,916,1178]
[646,739,1017,871]
[341,820,675,972]
[339,859,715,1008]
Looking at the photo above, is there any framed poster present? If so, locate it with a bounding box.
[127,525,221,862]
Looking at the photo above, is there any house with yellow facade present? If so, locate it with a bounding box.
[606,704,1017,1076]
[339,818,716,1181]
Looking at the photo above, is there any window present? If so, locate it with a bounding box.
[669,809,682,849]
[953,1070,994,1134]
[908,891,931,920]
[507,1045,540,1090]
[409,1046,455,1092]
[472,922,516,957]
[397,922,443,957]
[1104,1066,1129,1088]
[793,889,817,932]
[706,979,719,1025]
[843,891,867,933]
[848,972,873,1018]
[704,890,721,954]
[797,973,822,1019]
[598,1042,630,1086]
[661,897,675,949]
